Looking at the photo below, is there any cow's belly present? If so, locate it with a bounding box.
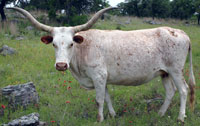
[107,68,163,86]
[70,58,165,88]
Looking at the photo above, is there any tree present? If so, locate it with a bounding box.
[138,0,151,17]
[0,0,20,22]
[17,0,109,25]
[118,0,171,19]
[171,0,195,20]
[126,0,141,17]
[117,2,128,15]
[150,0,171,19]
[118,0,142,17]
[0,0,7,21]
[194,0,200,24]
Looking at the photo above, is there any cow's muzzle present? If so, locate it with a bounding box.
[56,62,68,71]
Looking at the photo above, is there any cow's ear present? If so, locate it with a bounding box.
[41,36,53,44]
[73,35,84,44]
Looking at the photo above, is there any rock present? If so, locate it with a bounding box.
[15,36,24,40]
[0,45,16,56]
[2,113,47,126]
[125,19,131,24]
[144,20,162,25]
[26,26,34,31]
[0,82,39,108]
[117,21,124,26]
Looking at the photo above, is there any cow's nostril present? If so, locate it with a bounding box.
[56,63,68,71]
[64,64,67,69]
[56,63,59,68]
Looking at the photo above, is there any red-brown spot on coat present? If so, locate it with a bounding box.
[156,30,161,37]
[166,28,178,37]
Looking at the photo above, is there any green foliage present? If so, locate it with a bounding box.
[151,0,171,19]
[118,0,171,19]
[90,0,110,12]
[116,24,122,30]
[17,0,109,26]
[48,8,56,20]
[171,0,196,20]
[118,0,200,20]
[6,0,200,23]
[69,14,88,26]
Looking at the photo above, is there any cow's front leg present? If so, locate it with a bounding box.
[92,73,107,122]
[105,87,116,117]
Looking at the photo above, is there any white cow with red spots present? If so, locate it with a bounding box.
[8,7,195,122]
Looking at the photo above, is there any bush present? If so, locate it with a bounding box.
[69,15,88,26]
[48,9,56,20]
[56,15,68,25]
[116,24,121,30]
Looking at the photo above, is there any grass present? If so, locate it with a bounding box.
[0,16,200,126]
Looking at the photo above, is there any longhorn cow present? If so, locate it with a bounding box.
[7,7,195,122]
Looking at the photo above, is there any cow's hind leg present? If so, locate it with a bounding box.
[158,75,176,116]
[105,87,116,117]
[169,70,188,122]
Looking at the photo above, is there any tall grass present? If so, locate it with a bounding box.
[0,22,18,35]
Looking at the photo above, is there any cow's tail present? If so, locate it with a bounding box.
[188,43,196,111]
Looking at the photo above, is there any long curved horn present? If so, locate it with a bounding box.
[73,7,117,33]
[6,7,53,32]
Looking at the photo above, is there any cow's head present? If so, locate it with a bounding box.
[7,7,116,71]
[40,27,84,71]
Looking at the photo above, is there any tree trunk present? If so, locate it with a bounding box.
[0,0,7,22]
[134,2,140,17]
[101,0,106,20]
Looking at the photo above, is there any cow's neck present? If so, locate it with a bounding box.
[69,50,83,79]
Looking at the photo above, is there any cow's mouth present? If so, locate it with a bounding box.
[56,68,67,71]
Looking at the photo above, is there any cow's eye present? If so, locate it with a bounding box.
[70,43,73,47]
[53,43,57,48]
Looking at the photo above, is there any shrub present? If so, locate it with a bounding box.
[116,24,122,30]
[69,15,88,26]
[48,9,56,20]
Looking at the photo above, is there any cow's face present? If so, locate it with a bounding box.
[41,27,84,71]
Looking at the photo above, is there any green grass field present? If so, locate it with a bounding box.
[0,17,200,126]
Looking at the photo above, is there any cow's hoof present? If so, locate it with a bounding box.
[109,111,116,118]
[177,119,184,126]
[97,114,104,122]
[178,114,186,123]
[158,111,165,117]
[177,116,185,124]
